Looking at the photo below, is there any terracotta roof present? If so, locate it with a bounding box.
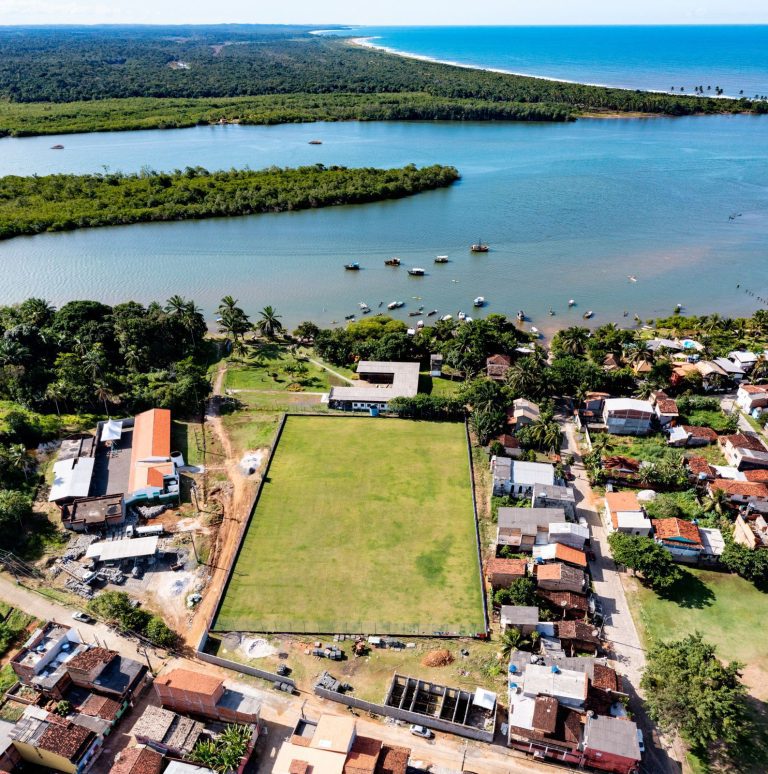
[67,647,115,673]
[740,384,768,394]
[560,708,582,745]
[719,433,767,452]
[556,621,599,643]
[656,398,679,414]
[485,558,527,580]
[155,668,222,696]
[605,491,641,513]
[487,354,511,366]
[709,479,768,498]
[532,696,559,733]
[376,745,411,774]
[38,720,93,760]
[686,456,714,478]
[592,664,620,692]
[603,455,641,473]
[536,589,588,611]
[496,434,520,448]
[289,761,311,774]
[79,693,122,721]
[745,469,768,483]
[681,425,718,441]
[536,563,584,586]
[552,544,588,567]
[344,736,383,774]
[111,747,164,774]
[652,518,702,545]
[128,408,172,493]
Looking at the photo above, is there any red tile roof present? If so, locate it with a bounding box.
[532,696,559,733]
[536,589,588,611]
[740,384,768,394]
[487,354,511,366]
[289,761,311,774]
[709,479,768,498]
[605,492,642,530]
[719,433,767,452]
[376,745,411,774]
[686,456,714,478]
[345,736,383,774]
[111,747,164,774]
[496,434,520,448]
[681,425,718,441]
[652,518,702,545]
[485,558,527,581]
[552,544,588,568]
[556,621,599,643]
[155,668,223,696]
[79,693,122,721]
[67,647,115,673]
[656,398,679,414]
[745,469,768,483]
[591,664,620,692]
[603,456,641,473]
[38,720,93,760]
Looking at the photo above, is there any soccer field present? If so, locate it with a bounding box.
[213,415,485,635]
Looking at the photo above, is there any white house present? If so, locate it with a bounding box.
[548,522,590,550]
[604,491,653,536]
[602,398,654,436]
[729,350,759,372]
[509,461,556,496]
[736,384,768,413]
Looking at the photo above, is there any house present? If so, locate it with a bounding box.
[602,456,641,483]
[9,706,102,774]
[494,434,522,458]
[533,483,576,520]
[273,715,410,774]
[719,433,768,471]
[536,589,588,620]
[486,354,512,381]
[695,360,729,390]
[111,747,164,774]
[699,527,725,563]
[132,706,205,758]
[632,360,652,377]
[154,668,261,725]
[728,350,759,372]
[604,492,652,537]
[745,469,768,483]
[126,408,180,505]
[11,623,86,692]
[535,563,586,594]
[733,514,768,549]
[548,522,589,550]
[670,362,700,388]
[532,543,588,569]
[602,354,620,372]
[59,494,125,533]
[65,647,148,703]
[736,384,768,413]
[583,715,642,774]
[555,621,600,656]
[602,399,654,436]
[491,455,514,495]
[713,357,745,383]
[651,392,679,428]
[485,558,527,589]
[429,353,443,377]
[511,461,556,495]
[652,518,703,561]
[686,455,715,481]
[667,425,718,448]
[708,479,768,506]
[508,398,541,430]
[500,606,539,636]
[328,361,420,411]
[497,508,566,551]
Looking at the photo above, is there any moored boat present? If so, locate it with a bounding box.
[434,255,449,263]
[50,144,65,150]
[408,267,426,276]
[384,257,401,266]
[568,299,576,307]
[517,310,525,322]
[427,309,438,317]
[308,140,322,145]
[387,300,405,310]
[344,262,360,271]
[583,310,594,319]
[471,239,489,253]
[473,296,485,307]
[458,311,466,321]
[441,314,453,321]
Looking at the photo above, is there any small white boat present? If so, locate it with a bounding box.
[583,310,594,319]
[465,316,474,323]
[530,326,540,337]
[458,311,466,321]
[628,275,637,282]
[434,255,449,263]
[359,302,369,310]
[473,296,485,307]
[416,320,425,328]
[441,314,453,321]
[568,299,576,307]
[387,301,405,310]
[408,267,426,276]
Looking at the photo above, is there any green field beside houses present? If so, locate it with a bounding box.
[213,415,485,635]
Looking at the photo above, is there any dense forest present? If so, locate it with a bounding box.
[0,163,459,239]
[0,26,762,137]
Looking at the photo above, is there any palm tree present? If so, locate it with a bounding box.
[6,444,31,481]
[217,296,239,315]
[500,627,524,658]
[165,295,188,317]
[634,381,654,400]
[82,347,106,382]
[705,487,728,516]
[751,355,768,384]
[256,306,284,339]
[625,341,653,367]
[557,326,590,356]
[94,383,118,416]
[45,381,66,416]
[590,433,612,457]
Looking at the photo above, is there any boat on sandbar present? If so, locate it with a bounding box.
[517,310,525,322]
[473,296,485,307]
[408,267,426,276]
[384,257,401,267]
[344,262,360,271]
[434,255,449,264]
[470,239,489,253]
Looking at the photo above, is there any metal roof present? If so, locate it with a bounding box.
[85,536,158,562]
[511,461,555,487]
[49,457,95,502]
[329,361,420,403]
[584,714,641,761]
[498,508,564,529]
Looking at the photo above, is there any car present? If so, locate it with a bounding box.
[71,612,94,624]
[409,725,433,739]
[636,728,645,754]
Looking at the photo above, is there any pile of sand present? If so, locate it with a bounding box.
[421,649,454,667]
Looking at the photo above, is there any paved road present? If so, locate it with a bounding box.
[561,420,682,774]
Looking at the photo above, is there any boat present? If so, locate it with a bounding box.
[344,263,360,271]
[470,239,489,253]
[517,310,525,322]
[530,326,540,336]
[387,301,405,310]
[408,267,426,276]
[344,314,355,320]
[358,302,369,310]
[628,275,638,282]
[568,299,576,307]
[473,296,485,307]
[427,309,438,317]
[308,140,323,145]
[384,257,401,267]
[548,308,555,316]
[583,310,594,319]
[458,312,466,321]
[408,311,421,317]
[50,144,64,150]
[465,316,474,323]
[362,308,371,314]
[434,255,449,264]
[441,314,453,321]
[416,320,425,329]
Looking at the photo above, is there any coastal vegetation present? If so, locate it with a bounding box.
[0,26,763,138]
[0,163,459,239]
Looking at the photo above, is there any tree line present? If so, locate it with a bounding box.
[0,163,459,240]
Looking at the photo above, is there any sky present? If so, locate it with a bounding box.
[0,0,766,26]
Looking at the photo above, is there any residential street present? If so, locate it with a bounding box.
[561,419,682,774]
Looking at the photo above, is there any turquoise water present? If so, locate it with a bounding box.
[331,26,768,99]
[0,116,766,332]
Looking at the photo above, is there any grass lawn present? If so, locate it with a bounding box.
[629,567,768,696]
[214,416,484,635]
[419,373,464,397]
[600,432,726,465]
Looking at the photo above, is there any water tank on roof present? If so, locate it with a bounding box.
[171,450,185,468]
[551,665,560,674]
[509,664,517,673]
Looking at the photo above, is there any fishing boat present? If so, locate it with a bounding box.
[628,275,637,282]
[473,296,485,307]
[470,239,489,253]
[384,257,401,267]
[408,267,426,276]
[530,326,540,337]
[427,309,438,317]
[517,310,525,322]
[441,314,453,321]
[416,320,425,329]
[548,308,555,316]
[434,255,449,264]
[458,311,466,321]
[568,299,576,307]
[344,262,360,271]
[50,144,65,150]
[308,140,323,145]
[358,302,369,310]
[362,308,371,314]
[344,314,355,320]
[387,301,405,310]
[583,310,594,319]
[408,311,421,317]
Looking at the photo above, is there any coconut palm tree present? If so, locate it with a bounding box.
[500,627,524,658]
[625,340,653,367]
[94,383,118,416]
[256,306,284,339]
[557,326,590,356]
[217,296,239,315]
[590,433,612,457]
[751,355,768,384]
[6,444,31,481]
[165,295,188,317]
[45,381,66,416]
